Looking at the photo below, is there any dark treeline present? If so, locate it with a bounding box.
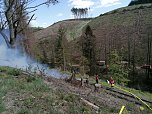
[129,0,152,6]
[71,7,89,19]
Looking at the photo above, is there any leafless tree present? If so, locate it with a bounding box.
[146,26,152,80]
[0,0,58,48]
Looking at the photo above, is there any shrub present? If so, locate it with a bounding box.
[0,103,5,114]
[0,66,9,72]
[7,68,21,76]
[64,94,75,102]
[109,50,130,86]
[26,76,36,82]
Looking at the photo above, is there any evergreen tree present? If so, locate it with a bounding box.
[55,26,66,70]
[82,25,96,75]
[109,50,129,86]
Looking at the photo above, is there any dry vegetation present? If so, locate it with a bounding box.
[88,4,152,63]
[24,4,152,92]
[0,66,151,114]
[29,4,152,67]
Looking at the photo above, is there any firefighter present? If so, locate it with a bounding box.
[109,76,115,87]
[95,73,99,84]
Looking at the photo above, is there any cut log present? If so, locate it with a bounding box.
[81,98,99,110]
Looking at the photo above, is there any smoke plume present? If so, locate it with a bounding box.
[0,31,68,78]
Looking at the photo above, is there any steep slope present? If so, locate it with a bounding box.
[86,4,152,64]
[32,4,152,67]
[34,19,91,41]
[29,19,90,65]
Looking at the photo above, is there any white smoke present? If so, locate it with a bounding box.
[0,31,69,78]
[0,44,28,68]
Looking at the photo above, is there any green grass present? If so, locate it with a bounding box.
[117,85,152,101]
[89,76,152,101]
[0,66,21,76]
[0,66,96,114]
[0,74,14,113]
[2,66,151,113]
[0,68,61,113]
[89,77,152,113]
[66,21,90,41]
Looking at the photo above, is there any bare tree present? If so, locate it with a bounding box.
[0,0,58,48]
[146,27,152,80]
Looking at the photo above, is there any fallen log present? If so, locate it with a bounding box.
[80,98,99,110]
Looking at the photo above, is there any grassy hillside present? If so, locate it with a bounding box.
[0,66,95,114]
[0,66,152,113]
[34,18,91,41]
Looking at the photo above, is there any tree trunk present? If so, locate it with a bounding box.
[128,36,131,68]
[5,0,16,47]
[132,38,135,83]
[63,48,66,71]
[147,34,152,80]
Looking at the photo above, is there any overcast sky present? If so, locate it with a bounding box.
[30,0,131,28]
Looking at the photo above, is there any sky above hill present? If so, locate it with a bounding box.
[30,0,131,28]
